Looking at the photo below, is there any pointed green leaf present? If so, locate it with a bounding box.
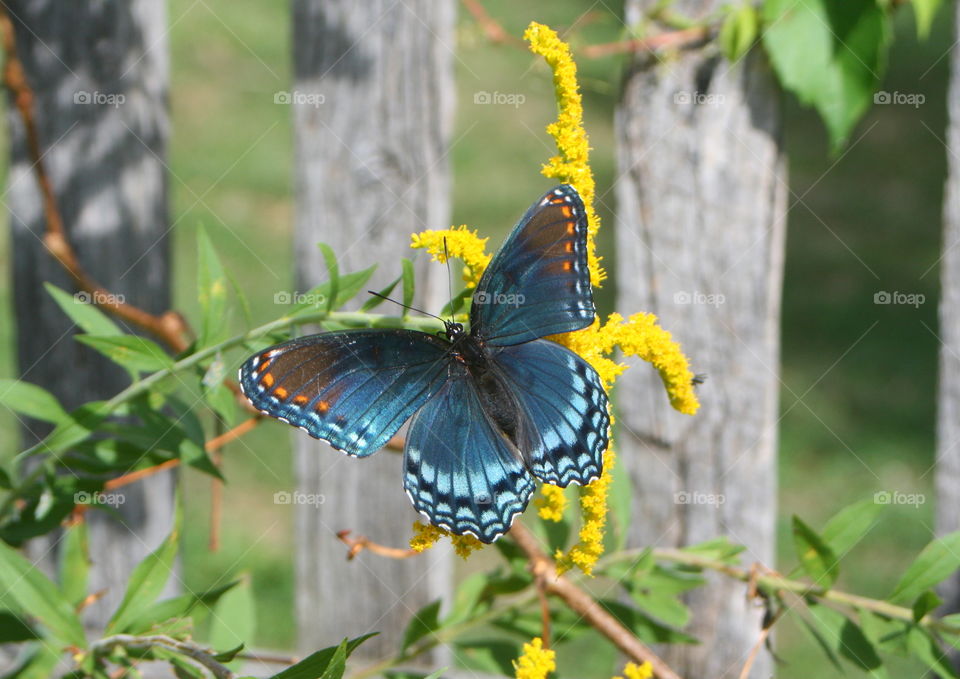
[401,258,415,316]
[908,625,959,678]
[912,590,942,622]
[317,243,339,315]
[45,283,122,336]
[60,520,90,607]
[212,643,245,663]
[807,602,884,673]
[890,531,960,604]
[269,634,376,679]
[124,580,240,634]
[401,599,442,652]
[0,610,40,643]
[0,541,85,646]
[719,3,758,62]
[912,0,944,39]
[361,275,402,312]
[821,498,885,556]
[106,507,181,633]
[197,226,230,348]
[76,335,173,373]
[0,380,70,425]
[208,575,255,668]
[792,515,839,587]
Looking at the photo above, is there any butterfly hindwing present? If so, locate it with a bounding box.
[240,329,452,457]
[471,185,595,346]
[403,368,536,543]
[491,339,609,486]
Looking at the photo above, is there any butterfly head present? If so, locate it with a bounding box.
[443,320,466,343]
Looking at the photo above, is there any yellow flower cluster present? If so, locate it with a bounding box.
[410,225,491,288]
[513,637,556,679]
[535,484,568,521]
[555,447,617,576]
[409,520,484,559]
[613,661,654,679]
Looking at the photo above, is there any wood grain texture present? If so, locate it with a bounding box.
[614,3,786,676]
[5,0,176,626]
[291,0,454,660]
[937,2,960,644]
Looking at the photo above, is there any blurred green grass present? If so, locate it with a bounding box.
[0,0,953,674]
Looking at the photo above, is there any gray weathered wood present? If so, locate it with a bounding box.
[6,0,175,625]
[937,0,960,653]
[614,5,785,676]
[291,0,454,660]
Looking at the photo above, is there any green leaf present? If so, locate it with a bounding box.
[318,243,340,315]
[76,335,173,373]
[401,599,441,652]
[0,540,85,646]
[60,520,90,607]
[269,634,376,679]
[807,602,884,673]
[197,226,230,348]
[212,643,245,663]
[361,275,402,312]
[821,497,885,556]
[890,531,960,604]
[106,507,181,633]
[401,258,415,316]
[2,642,62,679]
[607,454,633,550]
[908,625,959,678]
[208,575,255,667]
[912,0,943,39]
[719,3,758,62]
[912,590,942,621]
[443,573,488,627]
[762,0,890,150]
[792,515,839,587]
[679,536,745,564]
[44,283,122,336]
[124,580,240,634]
[0,380,70,425]
[0,610,40,642]
[598,600,698,644]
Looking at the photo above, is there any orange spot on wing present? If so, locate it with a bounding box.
[564,241,574,253]
[274,387,289,400]
[561,206,572,217]
[293,394,309,406]
[256,355,272,373]
[261,372,275,388]
[316,400,330,414]
[566,221,576,235]
[562,261,572,271]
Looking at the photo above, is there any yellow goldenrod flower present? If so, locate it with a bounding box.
[613,661,654,679]
[555,447,616,576]
[410,521,485,559]
[410,225,491,288]
[513,637,556,679]
[535,484,568,522]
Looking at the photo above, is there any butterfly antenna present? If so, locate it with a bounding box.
[443,236,455,321]
[366,290,447,324]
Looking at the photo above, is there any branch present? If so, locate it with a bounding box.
[338,530,418,560]
[91,634,233,679]
[579,27,710,59]
[509,522,684,679]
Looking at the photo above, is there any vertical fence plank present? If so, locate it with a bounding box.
[614,4,786,676]
[5,0,175,624]
[937,3,960,661]
[290,0,454,660]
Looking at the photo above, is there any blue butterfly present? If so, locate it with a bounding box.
[239,185,610,542]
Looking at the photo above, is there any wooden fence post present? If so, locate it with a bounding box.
[614,4,786,676]
[290,0,455,661]
[5,0,175,625]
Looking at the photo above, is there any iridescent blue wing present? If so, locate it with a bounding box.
[492,339,610,486]
[239,329,451,457]
[403,368,536,543]
[470,185,595,346]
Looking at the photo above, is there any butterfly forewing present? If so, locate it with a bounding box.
[470,185,595,346]
[239,329,452,457]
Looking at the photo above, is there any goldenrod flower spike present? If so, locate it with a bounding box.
[535,484,567,522]
[409,520,484,559]
[613,661,654,679]
[410,225,491,288]
[513,637,556,679]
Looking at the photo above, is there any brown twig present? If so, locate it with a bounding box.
[509,522,684,679]
[580,27,710,59]
[337,530,418,560]
[460,0,524,46]
[536,578,552,648]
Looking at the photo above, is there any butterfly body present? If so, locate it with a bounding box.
[241,185,610,542]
